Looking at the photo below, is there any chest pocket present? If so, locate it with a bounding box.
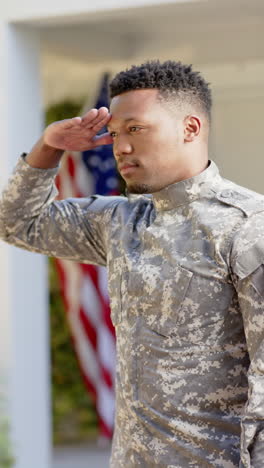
[123,259,193,336]
[109,256,193,334]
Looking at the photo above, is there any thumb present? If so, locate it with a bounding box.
[92,132,113,148]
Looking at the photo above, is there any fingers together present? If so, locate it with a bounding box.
[81,107,111,129]
[63,107,112,137]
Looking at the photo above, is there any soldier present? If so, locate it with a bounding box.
[1,60,264,467]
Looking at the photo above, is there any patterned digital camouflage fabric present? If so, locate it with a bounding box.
[1,155,264,467]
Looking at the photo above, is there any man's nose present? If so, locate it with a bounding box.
[114,136,133,157]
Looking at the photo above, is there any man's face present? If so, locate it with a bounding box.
[108,89,188,194]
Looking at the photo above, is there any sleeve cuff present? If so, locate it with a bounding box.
[19,152,60,175]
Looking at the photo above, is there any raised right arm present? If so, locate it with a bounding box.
[25,106,112,169]
[0,107,121,266]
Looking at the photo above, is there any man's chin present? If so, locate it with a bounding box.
[126,182,153,194]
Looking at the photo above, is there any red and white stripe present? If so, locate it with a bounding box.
[54,151,116,439]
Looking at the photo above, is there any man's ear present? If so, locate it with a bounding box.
[183,115,201,142]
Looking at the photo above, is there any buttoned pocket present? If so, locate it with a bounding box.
[126,260,193,336]
[148,263,193,336]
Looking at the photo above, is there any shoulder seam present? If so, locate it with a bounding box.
[216,190,264,217]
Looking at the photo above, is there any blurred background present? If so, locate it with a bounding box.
[0,0,264,467]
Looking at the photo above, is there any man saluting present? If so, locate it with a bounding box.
[1,60,264,467]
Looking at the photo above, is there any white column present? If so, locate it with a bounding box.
[0,22,52,468]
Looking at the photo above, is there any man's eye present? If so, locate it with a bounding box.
[109,131,117,138]
[130,126,141,133]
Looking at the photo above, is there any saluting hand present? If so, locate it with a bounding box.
[26,107,113,169]
[43,107,113,152]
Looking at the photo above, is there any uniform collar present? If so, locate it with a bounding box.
[151,160,221,211]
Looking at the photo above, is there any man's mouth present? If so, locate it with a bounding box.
[118,163,139,175]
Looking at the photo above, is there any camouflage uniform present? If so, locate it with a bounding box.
[1,155,264,467]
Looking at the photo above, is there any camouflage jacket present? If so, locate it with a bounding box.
[1,156,264,467]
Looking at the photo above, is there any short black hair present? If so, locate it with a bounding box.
[109,60,212,123]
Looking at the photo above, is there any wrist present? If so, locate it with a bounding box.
[25,136,64,169]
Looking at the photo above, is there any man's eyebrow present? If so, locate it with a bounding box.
[107,117,141,130]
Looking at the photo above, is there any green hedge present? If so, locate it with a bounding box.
[0,387,14,467]
[0,420,14,467]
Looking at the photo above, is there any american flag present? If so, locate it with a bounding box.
[54,74,118,440]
